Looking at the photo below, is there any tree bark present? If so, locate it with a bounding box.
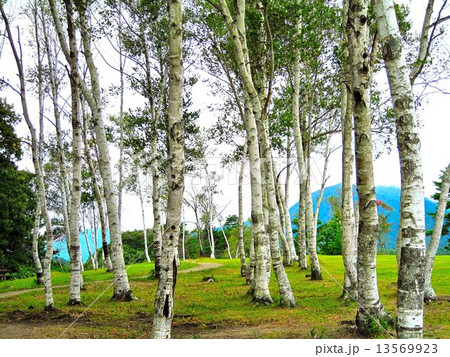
[81,109,113,272]
[218,0,272,305]
[347,0,388,334]
[137,171,151,263]
[1,2,55,310]
[283,142,298,262]
[341,85,358,300]
[74,4,134,300]
[238,144,247,276]
[340,0,358,301]
[61,0,83,306]
[291,3,309,272]
[32,199,44,285]
[374,0,426,338]
[152,0,184,338]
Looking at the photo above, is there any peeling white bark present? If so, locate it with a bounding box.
[374,0,426,338]
[152,0,184,338]
[347,0,388,333]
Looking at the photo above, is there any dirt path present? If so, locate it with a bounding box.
[178,262,223,274]
[0,284,69,299]
[0,262,223,300]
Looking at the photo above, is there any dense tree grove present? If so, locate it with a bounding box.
[0,0,449,339]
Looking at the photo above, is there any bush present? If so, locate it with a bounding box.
[317,217,342,255]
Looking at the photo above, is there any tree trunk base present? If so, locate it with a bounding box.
[252,296,273,305]
[67,299,84,306]
[424,287,436,304]
[240,265,247,277]
[111,290,138,301]
[356,307,393,336]
[280,295,296,308]
[44,304,56,312]
[311,269,323,280]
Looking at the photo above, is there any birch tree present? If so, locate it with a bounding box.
[73,2,134,300]
[424,164,450,302]
[374,0,428,338]
[340,0,357,300]
[346,0,389,333]
[1,2,55,310]
[152,0,184,339]
[214,0,273,305]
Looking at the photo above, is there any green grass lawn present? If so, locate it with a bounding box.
[0,256,448,339]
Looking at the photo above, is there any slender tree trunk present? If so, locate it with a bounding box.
[117,1,125,231]
[284,142,298,262]
[274,180,292,265]
[298,191,308,270]
[152,0,184,338]
[305,163,322,280]
[347,0,389,334]
[82,210,95,270]
[341,81,358,300]
[424,164,450,301]
[242,95,272,304]
[238,145,247,276]
[292,4,308,271]
[137,171,151,263]
[81,108,113,272]
[374,0,427,338]
[75,5,134,300]
[340,0,358,299]
[219,220,232,259]
[32,199,44,285]
[41,13,72,263]
[1,3,55,310]
[61,0,83,306]
[91,204,98,270]
[152,158,162,276]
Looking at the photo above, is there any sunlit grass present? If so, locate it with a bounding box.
[0,256,448,338]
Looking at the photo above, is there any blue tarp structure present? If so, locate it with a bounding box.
[53,229,110,263]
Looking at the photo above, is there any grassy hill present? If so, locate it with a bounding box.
[289,184,449,251]
[0,256,448,338]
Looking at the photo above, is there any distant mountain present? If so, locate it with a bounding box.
[288,183,449,250]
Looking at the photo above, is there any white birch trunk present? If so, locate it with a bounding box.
[374,0,426,338]
[292,3,308,271]
[340,0,358,299]
[91,205,98,270]
[137,171,151,263]
[341,85,358,300]
[62,0,83,306]
[347,0,389,334]
[32,199,44,285]
[75,7,133,300]
[1,3,55,309]
[305,164,322,280]
[284,144,298,262]
[238,145,247,276]
[424,164,450,301]
[82,211,95,270]
[152,0,184,338]
[298,192,308,270]
[208,221,216,259]
[217,219,232,259]
[273,179,291,265]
